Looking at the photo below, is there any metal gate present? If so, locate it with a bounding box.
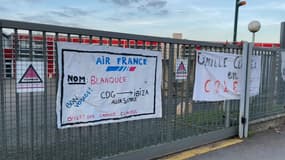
[249,47,285,121]
[0,19,250,160]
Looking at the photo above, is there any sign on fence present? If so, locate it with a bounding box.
[193,50,261,101]
[16,61,44,93]
[56,42,162,128]
[175,58,188,80]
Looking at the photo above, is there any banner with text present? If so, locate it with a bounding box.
[56,42,162,128]
[193,50,261,101]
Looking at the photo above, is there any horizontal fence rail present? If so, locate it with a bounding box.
[0,19,241,48]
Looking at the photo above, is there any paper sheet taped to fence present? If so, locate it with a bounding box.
[193,50,261,101]
[16,61,44,93]
[175,59,188,80]
[56,42,162,128]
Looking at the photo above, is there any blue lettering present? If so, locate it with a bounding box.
[133,58,138,64]
[65,89,92,108]
[128,58,133,64]
[116,57,148,65]
[66,101,73,108]
[122,57,127,65]
[106,57,110,64]
[76,100,82,107]
[96,57,103,64]
[96,56,111,65]
[143,59,147,65]
[117,58,121,65]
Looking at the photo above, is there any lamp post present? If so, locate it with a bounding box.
[281,22,285,49]
[248,20,261,42]
[233,0,246,43]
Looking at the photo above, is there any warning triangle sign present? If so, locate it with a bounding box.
[19,64,43,83]
[177,62,186,72]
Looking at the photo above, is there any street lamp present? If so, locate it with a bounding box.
[248,20,261,42]
[233,0,246,43]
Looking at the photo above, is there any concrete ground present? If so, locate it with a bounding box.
[190,124,285,160]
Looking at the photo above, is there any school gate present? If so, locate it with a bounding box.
[1,19,285,160]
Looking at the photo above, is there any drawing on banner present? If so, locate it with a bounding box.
[56,42,162,128]
[16,61,44,93]
[193,50,261,101]
[176,59,188,80]
[19,64,43,83]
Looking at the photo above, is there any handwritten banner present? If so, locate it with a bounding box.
[193,50,261,101]
[56,42,162,128]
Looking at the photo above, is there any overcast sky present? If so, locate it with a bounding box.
[0,0,284,43]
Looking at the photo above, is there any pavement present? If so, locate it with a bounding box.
[163,124,285,160]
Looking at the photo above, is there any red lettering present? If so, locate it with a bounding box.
[90,76,127,85]
[67,114,86,122]
[224,81,229,93]
[100,112,116,117]
[87,114,95,119]
[215,80,221,93]
[203,80,240,94]
[204,80,211,92]
[233,80,238,93]
[120,110,137,116]
[67,117,72,121]
[91,76,97,85]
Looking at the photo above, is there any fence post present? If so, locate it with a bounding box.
[239,42,253,138]
[0,23,8,159]
[281,22,285,49]
[166,43,175,141]
[224,100,230,128]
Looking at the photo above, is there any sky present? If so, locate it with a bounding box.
[0,0,284,43]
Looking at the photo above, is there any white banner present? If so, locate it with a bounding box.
[175,58,188,80]
[193,50,261,101]
[56,42,162,128]
[16,61,44,93]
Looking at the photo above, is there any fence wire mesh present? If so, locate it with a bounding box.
[249,48,285,120]
[0,19,283,160]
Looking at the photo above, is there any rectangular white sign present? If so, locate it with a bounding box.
[193,50,261,101]
[56,42,162,128]
[176,58,188,80]
[16,61,44,93]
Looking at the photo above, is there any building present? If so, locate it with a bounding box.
[1,33,281,78]
[2,33,159,78]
